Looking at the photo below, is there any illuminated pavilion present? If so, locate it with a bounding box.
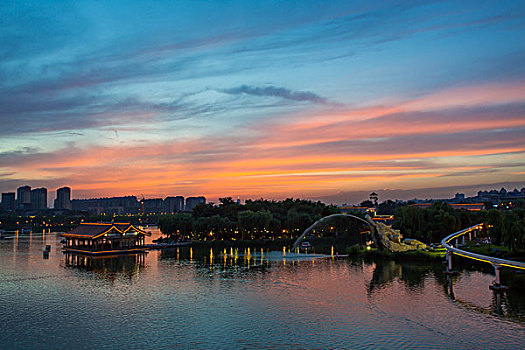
[62,223,151,255]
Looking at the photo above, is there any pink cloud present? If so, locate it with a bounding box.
[2,82,525,200]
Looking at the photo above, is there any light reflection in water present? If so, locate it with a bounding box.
[64,252,147,281]
[1,232,525,349]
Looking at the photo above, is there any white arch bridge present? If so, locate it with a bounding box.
[291,214,380,251]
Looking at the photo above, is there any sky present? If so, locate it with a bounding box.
[1,0,525,204]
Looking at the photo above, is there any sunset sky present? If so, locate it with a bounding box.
[1,1,525,204]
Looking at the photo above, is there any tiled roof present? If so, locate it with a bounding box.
[63,223,150,238]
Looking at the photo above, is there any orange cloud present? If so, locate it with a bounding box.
[2,82,525,201]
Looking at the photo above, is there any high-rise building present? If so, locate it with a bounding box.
[163,196,184,213]
[72,196,140,215]
[31,188,47,210]
[16,186,31,210]
[185,196,206,211]
[143,198,163,214]
[54,187,71,210]
[1,192,15,211]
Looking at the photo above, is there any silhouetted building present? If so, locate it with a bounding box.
[31,187,47,210]
[54,187,71,210]
[476,187,525,204]
[410,203,485,211]
[1,192,15,211]
[71,196,139,215]
[185,196,206,211]
[143,198,163,214]
[163,196,184,213]
[16,186,32,210]
[454,193,465,202]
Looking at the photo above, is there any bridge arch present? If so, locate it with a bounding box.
[291,214,378,251]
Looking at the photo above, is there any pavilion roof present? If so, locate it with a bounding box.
[63,223,151,239]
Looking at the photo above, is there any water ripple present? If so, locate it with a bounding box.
[0,240,524,349]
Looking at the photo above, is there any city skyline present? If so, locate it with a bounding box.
[2,182,524,211]
[1,1,525,202]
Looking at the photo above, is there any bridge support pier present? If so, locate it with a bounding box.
[489,264,509,291]
[442,224,525,293]
[444,251,457,275]
[462,235,465,246]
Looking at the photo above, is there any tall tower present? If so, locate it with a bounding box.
[369,192,378,207]
[1,192,15,211]
[31,188,48,210]
[16,186,31,210]
[163,196,184,213]
[54,187,71,210]
[185,196,206,211]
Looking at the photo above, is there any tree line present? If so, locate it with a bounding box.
[394,201,525,251]
[158,197,366,241]
[3,197,523,252]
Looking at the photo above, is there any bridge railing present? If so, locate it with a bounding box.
[441,223,525,289]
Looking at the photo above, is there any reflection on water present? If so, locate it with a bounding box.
[444,271,525,323]
[365,257,525,323]
[62,242,525,324]
[158,245,331,279]
[367,259,440,294]
[64,253,147,280]
[0,232,524,349]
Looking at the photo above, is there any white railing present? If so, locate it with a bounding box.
[291,214,374,251]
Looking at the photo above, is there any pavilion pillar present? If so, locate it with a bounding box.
[462,235,465,245]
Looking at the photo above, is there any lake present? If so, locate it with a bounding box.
[0,230,524,349]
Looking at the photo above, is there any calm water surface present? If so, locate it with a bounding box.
[0,230,524,349]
